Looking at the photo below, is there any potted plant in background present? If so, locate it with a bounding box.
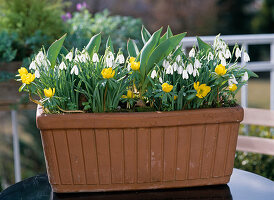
[17,26,256,193]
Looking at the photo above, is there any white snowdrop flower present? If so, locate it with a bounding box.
[74,54,81,62]
[29,61,37,70]
[228,74,238,85]
[116,54,125,64]
[186,63,193,75]
[176,55,181,63]
[80,52,90,63]
[193,68,199,77]
[127,63,131,71]
[177,65,183,74]
[151,70,157,79]
[66,52,73,61]
[172,62,178,71]
[189,48,195,57]
[34,70,40,78]
[235,48,241,59]
[106,52,114,68]
[218,51,224,60]
[194,59,201,69]
[243,52,250,62]
[59,62,67,70]
[166,65,173,75]
[221,57,226,66]
[208,52,214,61]
[159,77,163,83]
[92,53,99,63]
[182,70,189,79]
[242,72,249,82]
[70,65,79,75]
[163,60,170,69]
[225,49,231,59]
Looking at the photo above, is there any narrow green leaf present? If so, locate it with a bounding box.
[197,36,212,52]
[141,26,152,44]
[127,39,139,57]
[85,33,101,56]
[47,34,67,68]
[159,26,174,44]
[19,83,26,92]
[246,69,259,78]
[187,93,196,101]
[106,36,114,53]
[167,25,173,37]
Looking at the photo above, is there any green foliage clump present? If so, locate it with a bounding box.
[0,31,17,62]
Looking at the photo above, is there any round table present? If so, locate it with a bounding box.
[0,169,273,200]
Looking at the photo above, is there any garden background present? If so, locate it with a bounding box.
[0,0,273,190]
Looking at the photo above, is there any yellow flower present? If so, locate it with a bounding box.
[121,90,135,99]
[131,61,140,71]
[21,73,35,84]
[174,96,178,100]
[129,57,136,63]
[229,84,237,91]
[44,88,55,98]
[101,67,115,79]
[18,67,28,77]
[215,64,227,76]
[194,82,211,98]
[162,83,173,93]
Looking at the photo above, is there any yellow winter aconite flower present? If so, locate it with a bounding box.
[229,84,237,91]
[215,64,227,76]
[101,67,115,79]
[129,57,136,63]
[18,67,28,77]
[121,90,135,99]
[21,73,35,84]
[131,61,140,71]
[194,82,211,98]
[44,88,55,98]
[174,96,178,100]
[162,83,173,93]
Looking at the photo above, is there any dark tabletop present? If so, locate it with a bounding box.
[0,169,273,200]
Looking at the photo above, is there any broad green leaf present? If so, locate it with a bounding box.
[146,32,186,74]
[167,25,173,37]
[186,93,196,101]
[127,39,139,57]
[47,34,66,68]
[85,33,101,56]
[57,46,69,61]
[246,69,259,78]
[159,26,174,44]
[140,28,162,81]
[141,26,151,44]
[197,36,211,52]
[106,36,114,53]
[159,32,168,44]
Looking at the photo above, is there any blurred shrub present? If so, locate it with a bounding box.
[0,31,17,62]
[65,9,143,53]
[235,125,274,180]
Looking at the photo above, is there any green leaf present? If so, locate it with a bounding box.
[127,39,139,57]
[187,93,197,101]
[167,26,173,37]
[47,34,66,68]
[159,26,174,44]
[246,69,259,78]
[197,36,212,52]
[85,33,101,56]
[146,32,186,74]
[141,26,151,44]
[18,83,26,92]
[106,36,114,53]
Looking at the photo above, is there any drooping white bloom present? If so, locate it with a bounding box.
[243,52,250,62]
[242,72,249,82]
[189,48,195,57]
[70,65,79,75]
[163,60,170,69]
[235,48,241,59]
[228,74,238,85]
[182,70,189,79]
[59,62,67,70]
[221,57,226,66]
[193,68,199,77]
[172,62,178,71]
[166,65,173,75]
[92,53,99,63]
[74,54,81,62]
[106,52,114,68]
[151,70,157,79]
[186,63,193,75]
[66,52,73,61]
[80,52,90,63]
[116,54,125,64]
[35,70,40,78]
[159,77,163,83]
[225,49,231,59]
[177,65,183,74]
[29,61,37,70]
[208,52,214,61]
[127,63,131,71]
[176,55,181,63]
[194,59,201,69]
[35,51,47,66]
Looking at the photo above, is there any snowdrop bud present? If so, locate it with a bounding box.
[182,70,189,79]
[116,54,125,64]
[151,70,157,79]
[159,77,163,83]
[66,52,73,61]
[70,65,79,75]
[35,70,40,78]
[228,74,238,85]
[163,60,169,69]
[242,72,249,82]
[235,48,241,59]
[208,52,214,61]
[193,68,199,77]
[80,53,90,63]
[172,62,178,71]
[106,53,114,68]
[59,62,67,70]
[177,65,183,74]
[243,52,250,62]
[189,48,195,57]
[92,53,99,63]
[29,61,37,70]
[221,57,226,66]
[166,65,173,75]
[225,49,231,59]
[176,55,181,63]
[186,63,193,75]
[194,59,201,69]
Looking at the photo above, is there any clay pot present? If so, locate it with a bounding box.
[36,106,243,193]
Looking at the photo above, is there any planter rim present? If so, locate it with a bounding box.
[36,105,244,130]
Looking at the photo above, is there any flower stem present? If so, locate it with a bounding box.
[103,83,108,112]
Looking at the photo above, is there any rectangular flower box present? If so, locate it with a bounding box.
[36,106,243,193]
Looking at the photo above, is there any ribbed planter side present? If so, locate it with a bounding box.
[36,106,243,193]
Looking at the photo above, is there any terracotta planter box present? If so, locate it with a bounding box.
[36,106,244,193]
